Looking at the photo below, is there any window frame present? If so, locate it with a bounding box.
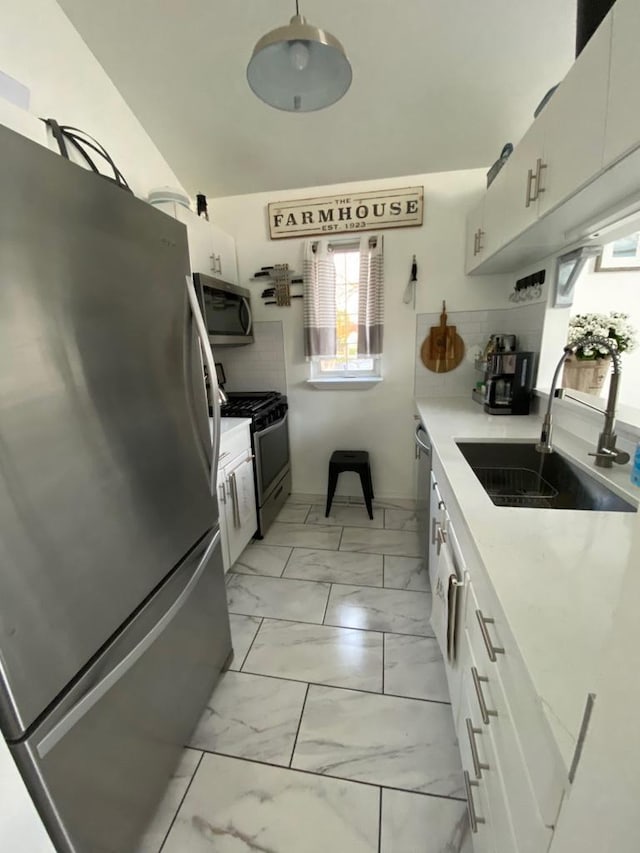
[308,238,383,384]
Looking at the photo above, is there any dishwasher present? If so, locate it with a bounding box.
[414,422,432,571]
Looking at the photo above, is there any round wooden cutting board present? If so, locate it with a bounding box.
[420,301,465,373]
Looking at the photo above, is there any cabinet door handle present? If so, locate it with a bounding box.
[473,230,479,256]
[471,666,498,724]
[415,425,431,457]
[466,718,489,778]
[477,229,484,252]
[534,158,547,199]
[210,253,222,275]
[431,517,438,545]
[218,482,226,504]
[463,771,485,833]
[436,523,447,555]
[230,472,240,528]
[525,167,536,207]
[475,610,505,662]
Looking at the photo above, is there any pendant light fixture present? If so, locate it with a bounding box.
[247,1,352,113]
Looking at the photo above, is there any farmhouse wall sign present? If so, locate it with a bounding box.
[268,186,424,240]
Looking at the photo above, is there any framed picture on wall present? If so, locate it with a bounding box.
[595,232,640,272]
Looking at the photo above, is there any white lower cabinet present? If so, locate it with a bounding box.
[426,440,565,853]
[217,425,257,572]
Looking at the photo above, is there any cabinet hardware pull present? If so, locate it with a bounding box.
[477,229,484,252]
[473,230,479,256]
[436,523,447,555]
[525,167,536,208]
[415,425,431,457]
[230,472,241,528]
[210,253,222,275]
[431,517,438,545]
[534,158,547,199]
[218,483,227,504]
[466,717,490,778]
[471,667,498,725]
[475,610,505,662]
[463,771,485,833]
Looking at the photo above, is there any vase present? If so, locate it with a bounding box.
[562,355,611,394]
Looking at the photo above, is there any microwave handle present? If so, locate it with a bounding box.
[185,276,219,495]
[241,296,253,336]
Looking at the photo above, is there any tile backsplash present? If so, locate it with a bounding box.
[215,321,287,394]
[414,302,546,398]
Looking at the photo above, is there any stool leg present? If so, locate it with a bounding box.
[358,468,374,520]
[326,468,339,517]
[367,468,375,500]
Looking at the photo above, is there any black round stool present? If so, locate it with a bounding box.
[325,451,374,520]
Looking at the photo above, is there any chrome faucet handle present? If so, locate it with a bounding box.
[588,447,630,465]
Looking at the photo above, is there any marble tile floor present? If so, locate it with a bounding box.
[139,497,470,853]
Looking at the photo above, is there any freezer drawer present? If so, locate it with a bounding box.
[11,528,231,853]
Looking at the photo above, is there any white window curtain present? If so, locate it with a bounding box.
[303,239,336,359]
[357,235,384,356]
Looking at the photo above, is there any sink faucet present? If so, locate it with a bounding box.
[536,335,631,468]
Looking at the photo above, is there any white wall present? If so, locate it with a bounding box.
[210,169,516,499]
[0,0,184,199]
[549,512,640,853]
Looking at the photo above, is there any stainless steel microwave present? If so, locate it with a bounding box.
[192,273,253,346]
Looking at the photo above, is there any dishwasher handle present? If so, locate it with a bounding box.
[415,424,431,458]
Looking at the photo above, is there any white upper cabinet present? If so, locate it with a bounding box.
[154,202,238,284]
[464,5,634,275]
[209,222,239,285]
[537,12,611,217]
[482,116,546,260]
[465,198,485,274]
[603,0,640,167]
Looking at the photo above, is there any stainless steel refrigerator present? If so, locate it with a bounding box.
[0,123,232,852]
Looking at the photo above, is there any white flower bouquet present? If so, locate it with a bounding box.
[567,312,637,360]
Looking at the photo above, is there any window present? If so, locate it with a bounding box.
[309,243,382,382]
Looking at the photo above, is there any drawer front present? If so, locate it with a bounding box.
[219,424,251,469]
[467,583,565,828]
[459,657,516,853]
[464,618,553,853]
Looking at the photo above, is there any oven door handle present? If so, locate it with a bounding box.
[241,296,253,336]
[254,410,288,437]
[185,275,219,495]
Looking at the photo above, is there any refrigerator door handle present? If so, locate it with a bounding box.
[185,275,220,495]
[35,529,220,759]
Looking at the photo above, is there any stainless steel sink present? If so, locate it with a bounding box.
[456,442,636,512]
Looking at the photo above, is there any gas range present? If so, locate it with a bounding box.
[220,391,288,432]
[219,391,290,538]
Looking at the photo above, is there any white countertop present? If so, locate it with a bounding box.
[415,396,638,771]
[218,417,251,436]
[210,417,251,443]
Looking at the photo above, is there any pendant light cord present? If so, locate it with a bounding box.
[295,0,300,14]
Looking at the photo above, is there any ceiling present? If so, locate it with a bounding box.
[57,0,577,199]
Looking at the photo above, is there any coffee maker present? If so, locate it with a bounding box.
[484,351,535,415]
